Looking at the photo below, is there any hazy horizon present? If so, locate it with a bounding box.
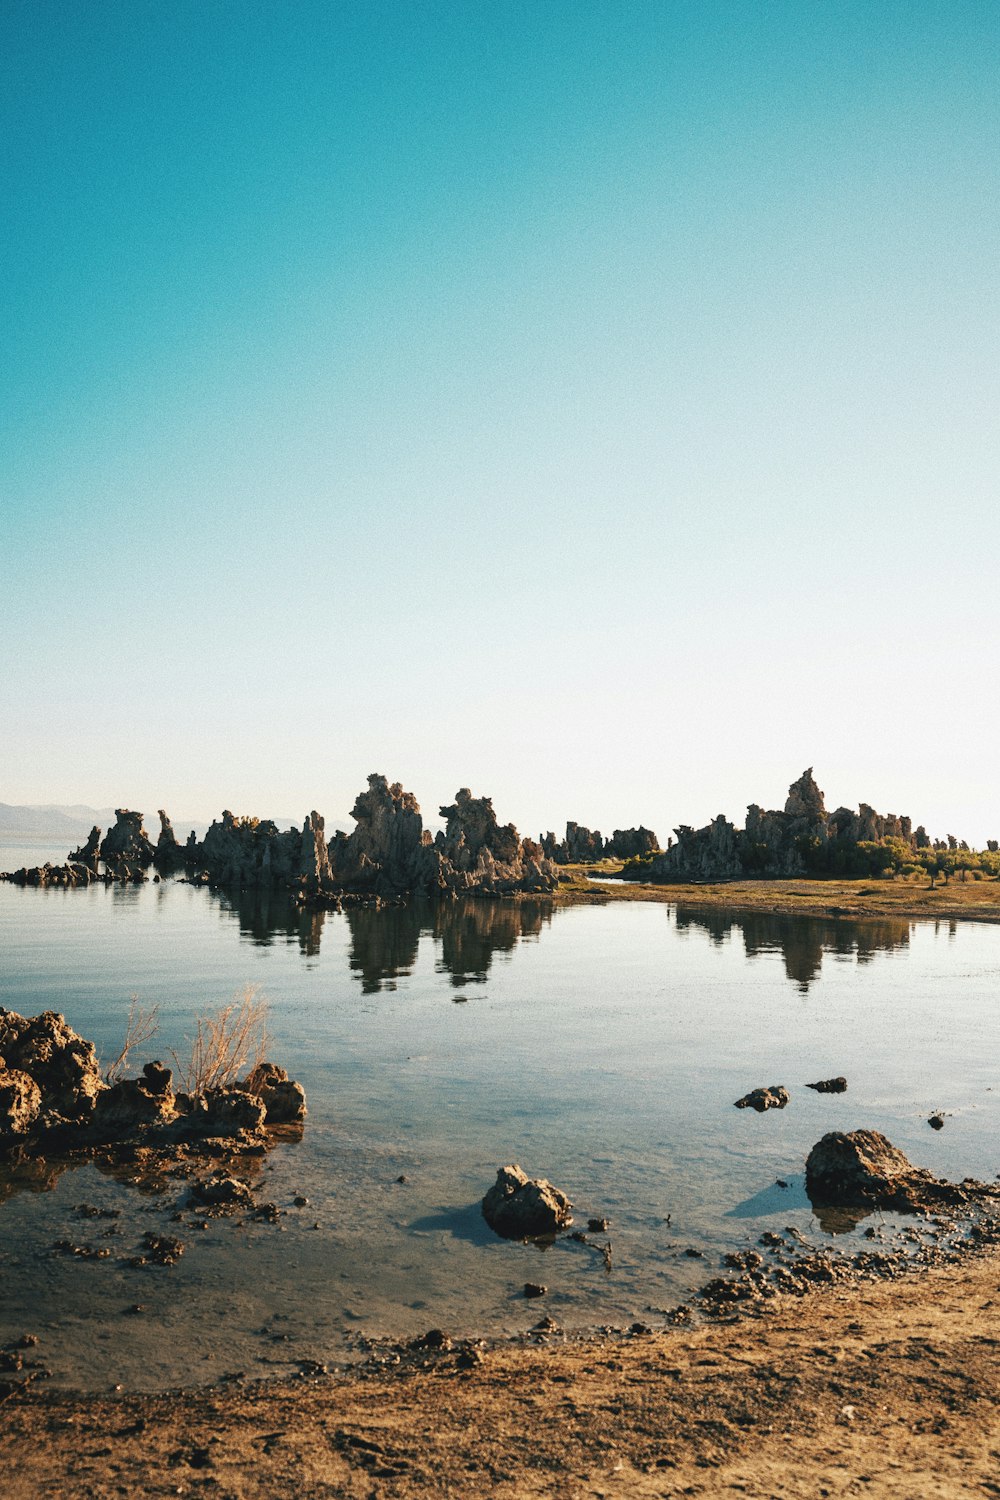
[4,3,998,846]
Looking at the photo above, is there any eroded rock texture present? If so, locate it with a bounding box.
[0,1009,306,1154]
[805,1129,1000,1214]
[68,826,101,869]
[482,1164,574,1239]
[100,810,157,870]
[638,769,919,883]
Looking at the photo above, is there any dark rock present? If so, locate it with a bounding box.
[241,1062,307,1124]
[482,1164,573,1239]
[523,1282,547,1298]
[928,1114,945,1131]
[587,1217,610,1233]
[734,1086,789,1112]
[92,1076,176,1135]
[0,1009,104,1124]
[805,1129,1000,1213]
[68,826,101,869]
[0,1068,42,1143]
[100,810,156,869]
[189,1176,255,1210]
[806,1077,848,1093]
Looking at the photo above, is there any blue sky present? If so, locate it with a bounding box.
[2,1,998,842]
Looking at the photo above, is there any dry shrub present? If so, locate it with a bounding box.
[105,996,160,1084]
[170,984,269,1097]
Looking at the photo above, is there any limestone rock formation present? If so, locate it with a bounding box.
[633,770,921,884]
[0,1009,307,1156]
[0,1067,43,1144]
[68,826,101,869]
[194,812,302,888]
[0,1009,105,1126]
[100,810,157,870]
[482,1164,574,1239]
[242,1062,307,1124]
[805,1129,1000,1213]
[154,810,183,872]
[605,826,659,860]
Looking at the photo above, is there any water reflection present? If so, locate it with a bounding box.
[216,889,556,991]
[672,907,913,992]
[219,888,327,956]
[348,898,556,992]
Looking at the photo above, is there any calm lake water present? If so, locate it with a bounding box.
[1,839,999,1390]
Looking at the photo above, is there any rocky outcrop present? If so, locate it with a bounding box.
[605,826,659,860]
[68,826,101,869]
[1,862,98,888]
[154,810,184,872]
[0,1009,306,1155]
[327,775,558,897]
[538,823,659,864]
[100,810,157,870]
[482,1164,574,1238]
[734,1086,789,1112]
[0,1009,105,1129]
[193,812,302,888]
[632,769,921,884]
[805,1130,1000,1213]
[242,1062,307,1124]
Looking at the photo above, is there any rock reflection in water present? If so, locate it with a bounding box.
[220,888,327,956]
[347,898,556,991]
[673,908,912,992]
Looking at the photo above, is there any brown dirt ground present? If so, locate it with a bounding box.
[557,868,1000,924]
[2,1250,999,1498]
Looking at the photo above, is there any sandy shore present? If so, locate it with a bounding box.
[557,869,1000,925]
[1,1248,998,1497]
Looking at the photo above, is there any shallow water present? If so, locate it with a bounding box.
[1,852,998,1390]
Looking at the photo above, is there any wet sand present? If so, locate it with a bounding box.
[1,1247,998,1497]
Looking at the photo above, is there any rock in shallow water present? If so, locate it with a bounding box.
[805,1128,1000,1213]
[482,1164,573,1239]
[734,1086,790,1112]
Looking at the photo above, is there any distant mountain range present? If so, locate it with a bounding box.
[0,803,345,844]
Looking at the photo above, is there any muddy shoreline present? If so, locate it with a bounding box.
[2,1242,998,1497]
[558,869,1000,925]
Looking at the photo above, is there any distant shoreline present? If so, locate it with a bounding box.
[555,866,1000,925]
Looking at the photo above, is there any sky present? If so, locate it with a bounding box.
[2,1,998,844]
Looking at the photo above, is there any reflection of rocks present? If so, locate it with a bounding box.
[805,1130,1000,1215]
[482,1164,573,1238]
[673,908,911,992]
[345,904,423,993]
[221,888,328,957]
[343,897,556,992]
[433,898,553,986]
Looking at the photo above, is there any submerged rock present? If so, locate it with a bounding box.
[805,1129,1000,1213]
[734,1086,790,1112]
[482,1164,573,1239]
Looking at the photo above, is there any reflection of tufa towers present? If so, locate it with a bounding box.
[347,898,556,992]
[672,907,912,993]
